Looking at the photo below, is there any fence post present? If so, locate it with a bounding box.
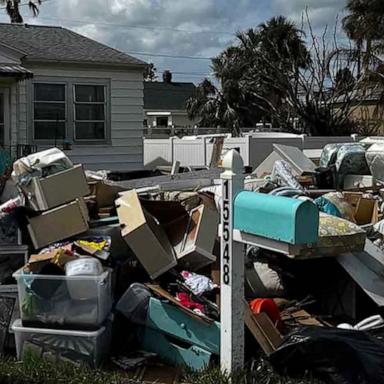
[220,149,245,374]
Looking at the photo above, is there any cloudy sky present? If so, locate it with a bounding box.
[0,0,348,83]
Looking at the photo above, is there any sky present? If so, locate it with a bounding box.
[0,0,348,83]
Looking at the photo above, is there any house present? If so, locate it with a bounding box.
[144,71,196,129]
[332,88,384,135]
[0,23,146,171]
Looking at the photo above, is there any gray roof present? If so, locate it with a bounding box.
[144,81,196,110]
[0,23,146,67]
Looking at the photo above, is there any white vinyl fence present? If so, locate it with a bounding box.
[144,133,358,169]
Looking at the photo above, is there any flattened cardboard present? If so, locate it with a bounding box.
[22,165,89,211]
[27,198,89,249]
[116,191,176,279]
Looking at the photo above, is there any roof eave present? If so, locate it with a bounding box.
[24,58,147,69]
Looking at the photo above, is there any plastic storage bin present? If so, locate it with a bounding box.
[13,268,112,330]
[12,319,110,368]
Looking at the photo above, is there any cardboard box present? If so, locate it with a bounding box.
[28,198,89,249]
[167,204,219,271]
[89,181,127,209]
[344,192,379,225]
[22,165,90,211]
[116,191,177,279]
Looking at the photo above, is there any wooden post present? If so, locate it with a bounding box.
[220,149,245,373]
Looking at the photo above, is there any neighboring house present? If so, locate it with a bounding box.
[144,72,196,129]
[0,23,146,171]
[332,88,384,134]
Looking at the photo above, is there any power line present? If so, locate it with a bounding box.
[127,51,213,60]
[156,70,213,76]
[34,15,234,36]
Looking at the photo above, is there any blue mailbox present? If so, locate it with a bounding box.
[234,191,319,245]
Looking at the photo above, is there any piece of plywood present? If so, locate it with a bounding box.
[273,144,317,175]
[244,302,282,356]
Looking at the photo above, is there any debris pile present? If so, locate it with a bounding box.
[1,139,384,383]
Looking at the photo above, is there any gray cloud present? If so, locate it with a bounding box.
[0,0,348,82]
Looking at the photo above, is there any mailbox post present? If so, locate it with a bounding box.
[219,149,319,374]
[220,150,245,373]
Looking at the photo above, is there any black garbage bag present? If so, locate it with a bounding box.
[270,326,384,384]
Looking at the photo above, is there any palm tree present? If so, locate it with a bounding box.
[186,16,310,134]
[342,0,384,75]
[0,0,41,23]
[258,16,309,72]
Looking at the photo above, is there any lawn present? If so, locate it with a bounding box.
[0,354,325,384]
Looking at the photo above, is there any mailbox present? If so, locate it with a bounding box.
[234,191,319,245]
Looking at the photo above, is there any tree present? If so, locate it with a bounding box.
[188,13,384,136]
[334,68,355,93]
[187,16,309,134]
[342,0,384,74]
[0,0,41,23]
[144,63,157,82]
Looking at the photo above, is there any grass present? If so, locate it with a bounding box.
[0,354,325,384]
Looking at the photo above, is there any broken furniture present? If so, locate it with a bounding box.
[20,164,89,212]
[138,297,220,371]
[116,191,177,279]
[168,204,218,271]
[27,198,89,249]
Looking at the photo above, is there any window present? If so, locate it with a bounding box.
[156,116,168,128]
[74,84,106,140]
[33,83,66,140]
[32,79,110,144]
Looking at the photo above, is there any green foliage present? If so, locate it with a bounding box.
[187,16,309,134]
[342,0,384,74]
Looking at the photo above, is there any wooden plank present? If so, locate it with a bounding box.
[244,302,282,356]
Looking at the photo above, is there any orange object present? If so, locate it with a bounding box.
[249,298,283,331]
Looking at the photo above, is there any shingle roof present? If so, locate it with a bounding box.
[144,81,196,110]
[0,23,146,67]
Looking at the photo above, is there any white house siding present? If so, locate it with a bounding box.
[14,64,144,171]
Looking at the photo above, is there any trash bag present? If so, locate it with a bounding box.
[270,326,384,384]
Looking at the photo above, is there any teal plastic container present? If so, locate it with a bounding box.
[234,191,319,244]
